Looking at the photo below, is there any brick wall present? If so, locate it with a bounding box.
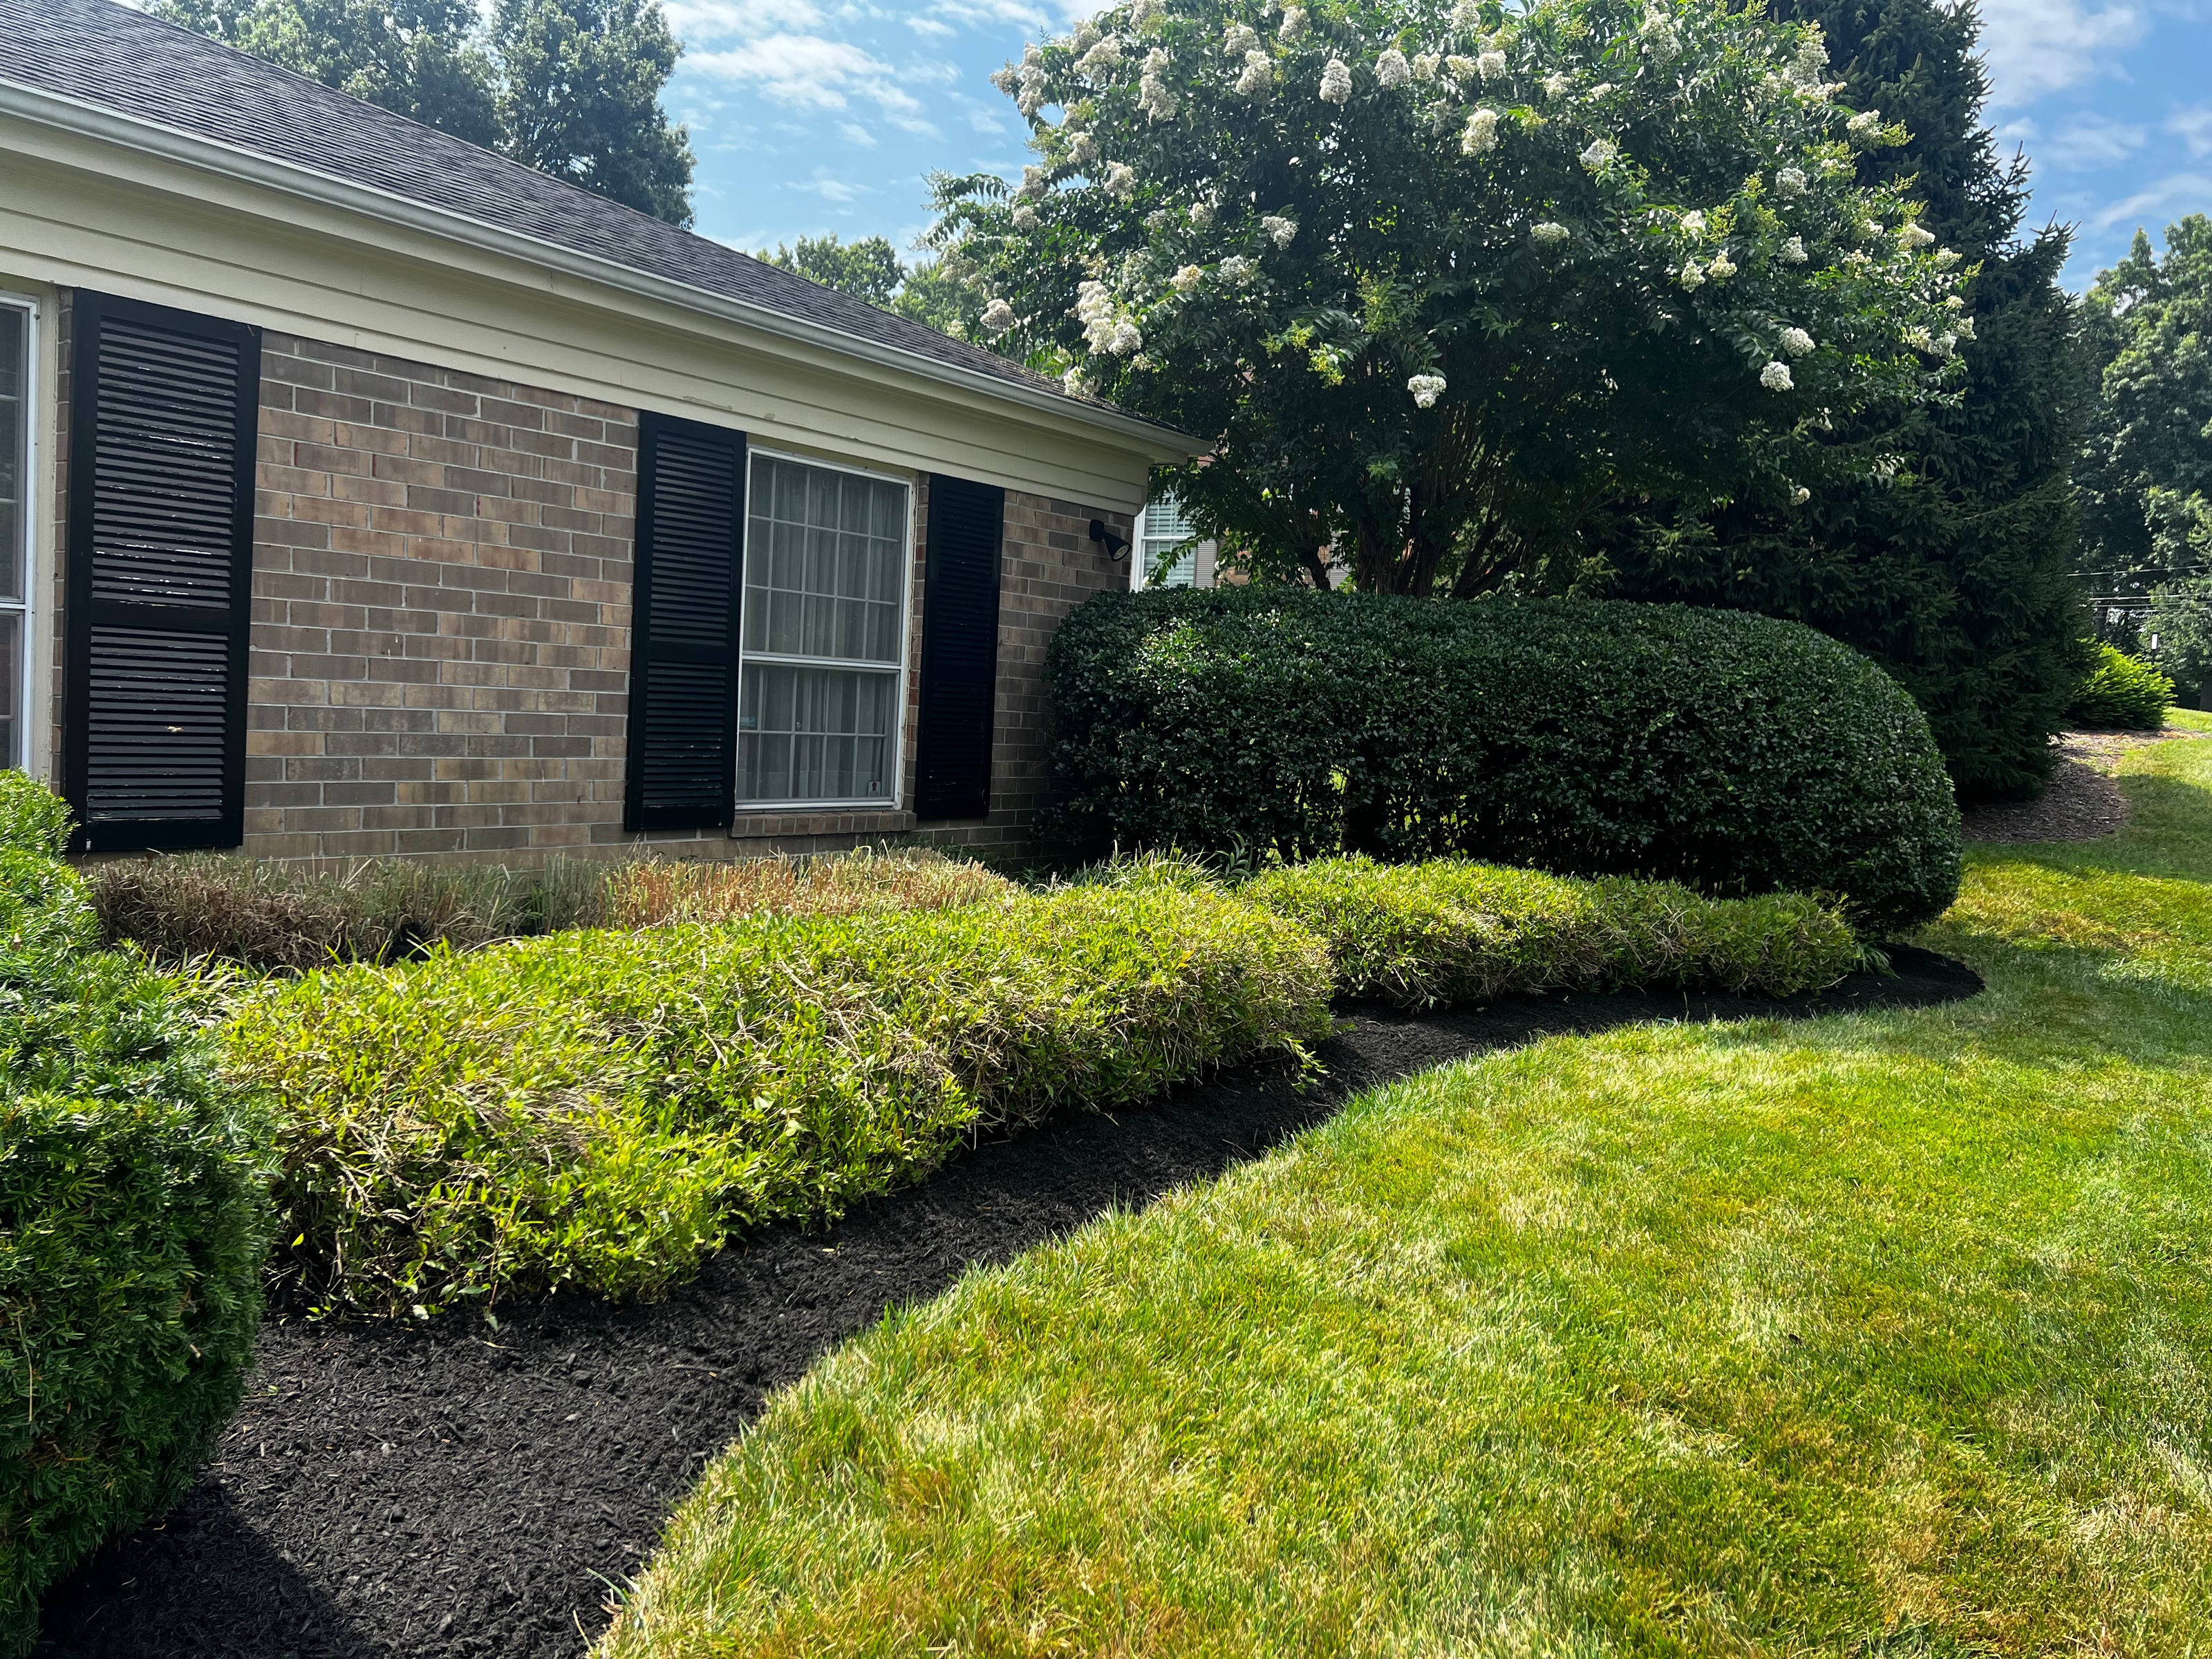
[233,332,1132,865]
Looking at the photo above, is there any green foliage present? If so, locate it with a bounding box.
[941,0,1963,594]
[0,779,270,1656]
[2067,641,2173,731]
[2079,217,2212,601]
[754,235,983,338]
[2146,577,2212,693]
[1599,0,2092,804]
[153,0,693,223]
[1244,854,1860,1007]
[223,885,1333,1313]
[1045,588,1961,935]
[0,772,73,859]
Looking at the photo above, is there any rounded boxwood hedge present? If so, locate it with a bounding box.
[0,775,270,1656]
[1044,589,1962,935]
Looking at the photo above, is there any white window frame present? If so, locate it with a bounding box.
[0,291,37,776]
[735,445,916,812]
[1133,490,1199,590]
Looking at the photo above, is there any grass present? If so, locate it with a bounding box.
[601,725,2212,1656]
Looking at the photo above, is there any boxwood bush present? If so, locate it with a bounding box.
[2067,643,2173,731]
[1244,855,1862,1009]
[224,883,1333,1315]
[0,776,270,1656]
[1046,588,1962,935]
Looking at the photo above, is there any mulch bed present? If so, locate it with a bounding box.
[37,947,1981,1659]
[1960,727,2204,844]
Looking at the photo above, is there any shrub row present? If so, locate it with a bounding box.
[2068,642,2173,731]
[225,883,1333,1314]
[1243,856,1862,1009]
[0,778,269,1657]
[88,846,1009,971]
[1045,588,1963,936]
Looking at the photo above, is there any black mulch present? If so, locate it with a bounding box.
[37,946,1981,1659]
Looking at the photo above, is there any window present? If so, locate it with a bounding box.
[1138,492,1199,588]
[738,453,911,806]
[0,298,30,769]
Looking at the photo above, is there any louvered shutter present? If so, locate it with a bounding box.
[624,411,744,832]
[63,292,260,853]
[913,474,1004,821]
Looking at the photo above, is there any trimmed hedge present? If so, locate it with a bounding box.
[1244,856,1862,1009]
[0,776,270,1657]
[1045,588,1962,936]
[225,884,1333,1314]
[2067,643,2173,731]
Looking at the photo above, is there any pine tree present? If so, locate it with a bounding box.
[1597,0,2091,801]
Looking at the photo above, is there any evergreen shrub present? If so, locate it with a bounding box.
[0,776,270,1657]
[1045,588,1961,936]
[2067,643,2174,731]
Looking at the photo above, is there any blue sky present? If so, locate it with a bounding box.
[662,0,2212,289]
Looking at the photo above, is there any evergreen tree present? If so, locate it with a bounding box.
[156,0,693,225]
[1596,0,2090,801]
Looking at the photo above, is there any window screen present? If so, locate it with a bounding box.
[738,455,908,805]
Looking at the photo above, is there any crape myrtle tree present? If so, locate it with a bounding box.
[930,0,1967,595]
[1600,0,2092,801]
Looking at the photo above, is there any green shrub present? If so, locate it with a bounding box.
[1046,588,1962,936]
[2067,643,2173,731]
[1244,856,1862,1009]
[0,780,270,1657]
[223,884,1333,1314]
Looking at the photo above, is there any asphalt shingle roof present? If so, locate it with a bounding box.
[0,0,1103,415]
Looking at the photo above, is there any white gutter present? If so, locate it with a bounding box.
[0,74,1194,455]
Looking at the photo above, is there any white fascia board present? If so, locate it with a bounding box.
[0,74,1197,460]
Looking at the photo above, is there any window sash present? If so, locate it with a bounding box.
[0,299,33,771]
[736,451,912,808]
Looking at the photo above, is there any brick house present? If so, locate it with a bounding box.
[0,0,1188,864]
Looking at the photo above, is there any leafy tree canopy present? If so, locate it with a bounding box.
[756,234,989,337]
[937,0,1968,594]
[156,0,694,224]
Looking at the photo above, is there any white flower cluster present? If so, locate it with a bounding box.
[980,298,1018,336]
[1774,165,1806,197]
[1078,32,1121,75]
[1953,312,1975,338]
[1706,250,1736,280]
[1407,373,1447,408]
[1218,254,1255,283]
[1477,48,1507,79]
[1073,279,1143,355]
[1579,138,1617,170]
[1376,48,1411,88]
[1015,46,1047,115]
[1541,70,1572,98]
[1140,47,1178,118]
[1640,3,1680,64]
[1261,214,1297,248]
[1279,6,1308,40]
[1018,163,1046,199]
[1678,260,1705,288]
[1761,360,1794,390]
[1011,203,1040,230]
[1531,221,1569,248]
[1105,161,1137,198]
[1450,0,1482,31]
[1791,485,1812,505]
[1680,209,1707,236]
[1780,235,1807,263]
[1779,326,1815,355]
[1846,109,1882,138]
[1067,129,1098,164]
[1190,195,1217,227]
[1130,0,1162,25]
[1320,57,1353,103]
[1414,52,1441,80]
[1237,49,1274,97]
[1222,22,1258,56]
[1934,247,1961,268]
[1462,107,1499,153]
[1899,222,1935,249]
[1171,263,1204,292]
[1445,53,1478,82]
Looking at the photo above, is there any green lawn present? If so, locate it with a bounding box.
[603,724,2212,1658]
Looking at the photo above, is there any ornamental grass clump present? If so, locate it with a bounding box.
[599,847,1013,928]
[0,774,270,1657]
[1244,855,1861,1008]
[227,883,1331,1314]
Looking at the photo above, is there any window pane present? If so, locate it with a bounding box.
[0,612,22,770]
[738,664,895,803]
[744,456,906,666]
[0,308,22,605]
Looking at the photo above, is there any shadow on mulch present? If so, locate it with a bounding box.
[37,946,1981,1659]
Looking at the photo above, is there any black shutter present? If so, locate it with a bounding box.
[624,412,744,832]
[913,474,1004,821]
[63,292,260,853]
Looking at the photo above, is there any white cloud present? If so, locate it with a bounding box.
[688,33,938,133]
[2089,170,2212,229]
[2048,111,2148,166]
[793,167,862,202]
[1977,0,2146,102]
[838,120,878,147]
[663,0,821,39]
[907,13,955,35]
[2171,104,2212,156]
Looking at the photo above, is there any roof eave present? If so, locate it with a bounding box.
[0,74,1198,458]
